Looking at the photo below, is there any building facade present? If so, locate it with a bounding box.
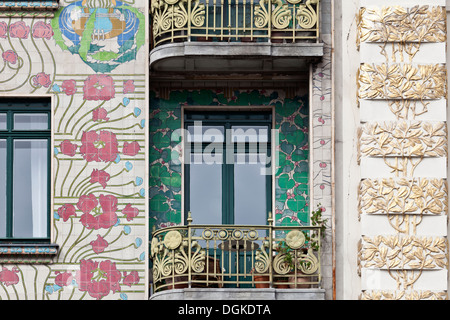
[0,0,447,300]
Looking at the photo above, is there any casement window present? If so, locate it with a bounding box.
[184,110,272,226]
[0,99,51,243]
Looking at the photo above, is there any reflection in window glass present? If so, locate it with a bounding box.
[13,140,48,238]
[0,140,6,237]
[189,153,223,225]
[231,126,269,143]
[0,114,6,130]
[234,153,267,225]
[14,113,48,130]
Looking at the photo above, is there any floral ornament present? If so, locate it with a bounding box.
[79,194,118,230]
[9,21,30,39]
[60,140,77,157]
[285,230,305,250]
[0,267,19,286]
[32,21,53,40]
[164,230,182,250]
[90,169,110,189]
[122,204,139,221]
[90,235,109,254]
[76,259,121,300]
[92,107,109,122]
[123,271,140,287]
[122,141,140,156]
[57,203,76,222]
[61,79,77,96]
[83,75,115,101]
[55,272,73,288]
[123,80,135,94]
[0,22,7,38]
[2,50,17,64]
[80,130,119,163]
[77,194,98,215]
[32,72,52,88]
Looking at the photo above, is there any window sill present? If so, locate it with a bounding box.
[0,243,59,264]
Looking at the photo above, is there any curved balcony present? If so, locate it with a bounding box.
[149,0,324,73]
[150,213,325,300]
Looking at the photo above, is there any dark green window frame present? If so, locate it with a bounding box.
[0,98,51,243]
[184,110,272,225]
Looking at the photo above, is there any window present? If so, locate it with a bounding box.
[184,111,272,225]
[0,99,51,242]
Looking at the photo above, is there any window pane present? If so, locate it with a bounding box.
[231,125,269,143]
[187,125,224,143]
[234,153,268,225]
[13,140,48,238]
[14,113,48,130]
[0,114,6,130]
[0,140,6,237]
[189,153,222,224]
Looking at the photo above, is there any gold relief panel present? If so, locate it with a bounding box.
[360,290,448,300]
[357,6,446,46]
[359,178,448,216]
[359,121,447,158]
[358,235,448,271]
[358,63,447,101]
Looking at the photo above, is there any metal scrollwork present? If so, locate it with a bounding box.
[296,0,319,29]
[271,0,292,30]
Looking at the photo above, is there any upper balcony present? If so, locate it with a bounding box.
[149,0,324,73]
[149,213,325,300]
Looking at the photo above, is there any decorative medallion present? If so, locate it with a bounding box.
[163,230,182,250]
[285,230,305,249]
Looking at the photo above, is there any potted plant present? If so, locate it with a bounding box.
[275,204,328,288]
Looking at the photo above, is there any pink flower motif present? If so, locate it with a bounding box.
[92,107,109,122]
[83,75,115,101]
[57,204,76,222]
[32,21,53,40]
[76,259,121,300]
[77,194,98,215]
[32,72,52,88]
[55,272,73,287]
[79,194,118,230]
[60,140,77,157]
[320,184,325,190]
[61,79,77,96]
[2,50,17,64]
[287,192,295,199]
[0,267,19,286]
[319,162,327,168]
[90,169,110,189]
[122,204,139,221]
[123,80,135,94]
[80,130,119,163]
[9,21,30,39]
[123,271,140,287]
[122,141,140,156]
[90,235,109,254]
[0,22,7,38]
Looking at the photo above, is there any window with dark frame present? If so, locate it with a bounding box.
[0,98,51,243]
[184,110,272,226]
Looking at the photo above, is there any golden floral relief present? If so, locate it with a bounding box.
[358,63,447,101]
[360,290,448,300]
[359,235,448,270]
[357,6,446,44]
[359,121,447,158]
[359,178,448,216]
[358,121,447,176]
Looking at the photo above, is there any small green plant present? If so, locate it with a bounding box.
[277,204,328,270]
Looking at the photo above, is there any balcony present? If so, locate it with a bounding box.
[149,213,325,300]
[149,0,324,73]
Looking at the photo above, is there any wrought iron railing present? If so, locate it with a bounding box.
[150,0,320,48]
[150,212,322,292]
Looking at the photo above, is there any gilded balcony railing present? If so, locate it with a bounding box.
[150,0,320,48]
[150,212,322,292]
